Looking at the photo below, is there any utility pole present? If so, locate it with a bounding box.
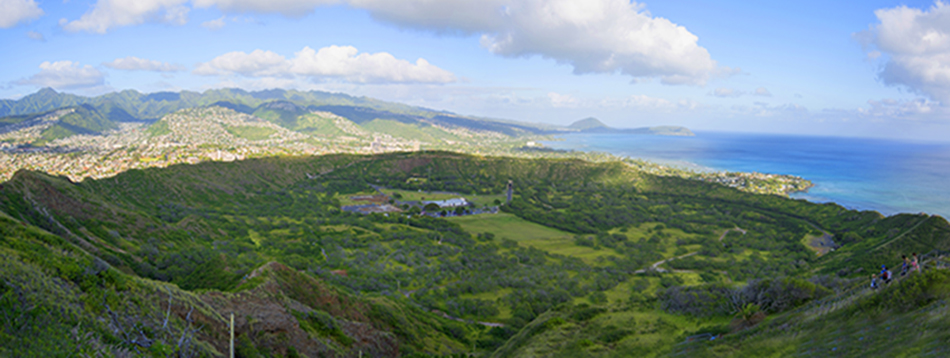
[230,312,234,358]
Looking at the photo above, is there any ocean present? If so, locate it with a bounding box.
[541,132,950,218]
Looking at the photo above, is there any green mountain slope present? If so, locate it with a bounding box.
[362,119,462,143]
[0,88,87,116]
[0,209,471,357]
[3,104,122,145]
[293,112,360,137]
[1,152,947,357]
[3,88,565,145]
[568,117,609,130]
[252,100,310,128]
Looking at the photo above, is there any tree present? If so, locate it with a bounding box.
[589,291,607,305]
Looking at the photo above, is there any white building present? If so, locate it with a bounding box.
[422,198,469,208]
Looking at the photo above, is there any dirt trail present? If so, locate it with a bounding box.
[635,227,748,274]
[634,251,698,274]
[804,221,835,256]
[719,227,747,243]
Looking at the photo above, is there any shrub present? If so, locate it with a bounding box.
[856,269,950,313]
[660,276,835,317]
[571,307,606,322]
[588,291,608,305]
[574,236,595,248]
[598,326,632,344]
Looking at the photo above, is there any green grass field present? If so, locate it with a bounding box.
[337,190,383,206]
[447,213,616,264]
[467,193,507,207]
[384,188,460,202]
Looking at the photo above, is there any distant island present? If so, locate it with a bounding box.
[568,117,694,136]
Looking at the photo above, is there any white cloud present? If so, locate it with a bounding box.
[58,0,725,86]
[348,0,503,34]
[858,1,950,104]
[201,16,225,30]
[622,94,675,109]
[547,92,578,108]
[0,0,44,28]
[57,0,727,86]
[26,30,44,41]
[194,49,291,77]
[859,98,936,117]
[60,0,189,34]
[194,45,456,84]
[711,87,743,97]
[290,46,456,83]
[352,0,723,85]
[528,92,690,112]
[205,77,302,92]
[708,87,770,98]
[727,101,808,118]
[193,0,339,17]
[103,56,186,72]
[15,61,106,89]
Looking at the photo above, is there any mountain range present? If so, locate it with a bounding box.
[1,88,692,145]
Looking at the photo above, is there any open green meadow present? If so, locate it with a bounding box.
[448,213,616,264]
[383,188,460,202]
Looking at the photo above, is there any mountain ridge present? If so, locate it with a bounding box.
[568,117,695,136]
[4,88,693,139]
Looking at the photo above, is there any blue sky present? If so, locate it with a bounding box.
[2,0,949,140]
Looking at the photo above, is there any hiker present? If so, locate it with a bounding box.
[870,274,878,289]
[880,265,892,284]
[912,252,920,272]
[901,255,909,276]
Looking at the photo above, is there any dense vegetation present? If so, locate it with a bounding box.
[1,151,948,356]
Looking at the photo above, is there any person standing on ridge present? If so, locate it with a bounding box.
[912,252,920,273]
[901,255,910,276]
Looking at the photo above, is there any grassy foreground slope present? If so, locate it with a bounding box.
[0,210,472,357]
[0,151,948,357]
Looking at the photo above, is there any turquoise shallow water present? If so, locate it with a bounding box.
[542,132,950,218]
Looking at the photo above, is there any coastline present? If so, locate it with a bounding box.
[539,131,950,218]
